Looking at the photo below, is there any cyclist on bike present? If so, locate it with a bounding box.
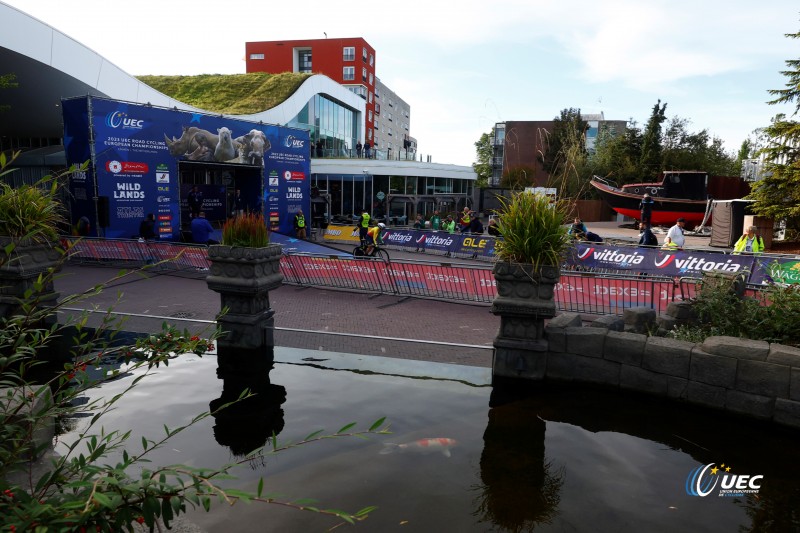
[364,222,385,256]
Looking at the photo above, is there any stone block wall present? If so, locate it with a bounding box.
[494,311,800,429]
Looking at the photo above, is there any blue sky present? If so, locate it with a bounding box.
[4,0,799,166]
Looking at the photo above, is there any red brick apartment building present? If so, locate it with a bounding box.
[246,38,378,145]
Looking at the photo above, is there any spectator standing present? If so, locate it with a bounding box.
[442,215,456,234]
[637,222,658,247]
[568,217,588,239]
[74,216,91,237]
[413,214,424,229]
[187,186,203,219]
[364,141,372,159]
[733,225,765,254]
[458,207,472,232]
[190,211,218,245]
[429,210,442,230]
[356,141,362,158]
[468,212,484,234]
[663,217,686,249]
[639,194,655,228]
[357,209,371,244]
[294,209,307,240]
[138,213,156,241]
[487,218,501,236]
[232,189,245,218]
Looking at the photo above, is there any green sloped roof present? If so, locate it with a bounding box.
[136,72,312,115]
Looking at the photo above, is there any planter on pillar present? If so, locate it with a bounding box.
[488,190,571,382]
[491,262,559,379]
[0,239,62,322]
[205,243,283,353]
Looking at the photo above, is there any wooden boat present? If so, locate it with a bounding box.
[590,171,750,227]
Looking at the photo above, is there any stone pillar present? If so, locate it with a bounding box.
[0,241,62,322]
[490,262,559,380]
[205,243,283,353]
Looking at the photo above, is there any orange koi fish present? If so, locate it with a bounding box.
[379,437,457,457]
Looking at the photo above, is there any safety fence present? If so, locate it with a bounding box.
[62,236,686,315]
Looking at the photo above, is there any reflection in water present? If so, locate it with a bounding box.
[210,346,286,461]
[473,383,565,531]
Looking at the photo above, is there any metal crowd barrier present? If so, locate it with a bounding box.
[61,237,690,315]
[63,237,211,272]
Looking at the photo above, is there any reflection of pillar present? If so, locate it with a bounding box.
[210,345,286,458]
[476,383,562,529]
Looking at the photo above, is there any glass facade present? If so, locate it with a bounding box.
[286,94,359,157]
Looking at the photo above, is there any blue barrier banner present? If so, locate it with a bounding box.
[416,232,459,253]
[381,228,419,250]
[452,234,496,257]
[569,243,756,278]
[381,228,499,257]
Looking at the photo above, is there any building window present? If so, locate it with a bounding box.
[362,67,367,82]
[369,73,373,85]
[387,112,392,122]
[388,129,393,137]
[249,53,264,60]
[343,67,355,81]
[298,50,312,73]
[368,91,373,103]
[343,47,355,61]
[363,47,367,61]
[368,130,372,140]
[369,53,374,66]
[389,99,394,107]
[368,110,373,122]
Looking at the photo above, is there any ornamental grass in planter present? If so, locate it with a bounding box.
[492,191,571,318]
[494,191,571,270]
[220,212,269,248]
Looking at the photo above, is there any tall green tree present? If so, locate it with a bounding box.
[639,99,667,178]
[661,117,737,175]
[588,121,643,185]
[472,132,492,188]
[539,108,587,176]
[749,26,800,229]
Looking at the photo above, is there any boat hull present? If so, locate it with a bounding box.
[590,178,710,227]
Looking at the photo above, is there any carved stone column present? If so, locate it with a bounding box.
[0,240,62,322]
[490,262,559,380]
[205,243,283,353]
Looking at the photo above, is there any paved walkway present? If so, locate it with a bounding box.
[55,264,498,368]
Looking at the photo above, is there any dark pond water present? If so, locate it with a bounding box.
[59,348,800,532]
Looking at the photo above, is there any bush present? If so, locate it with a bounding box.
[669,275,800,346]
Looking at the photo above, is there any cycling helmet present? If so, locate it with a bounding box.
[378,222,386,229]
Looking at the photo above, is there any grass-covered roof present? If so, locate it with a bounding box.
[136,72,312,115]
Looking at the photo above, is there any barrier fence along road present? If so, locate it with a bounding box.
[63,237,686,315]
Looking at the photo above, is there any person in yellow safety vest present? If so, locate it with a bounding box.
[357,210,371,244]
[733,225,765,254]
[293,209,306,240]
[365,222,385,255]
[458,207,471,232]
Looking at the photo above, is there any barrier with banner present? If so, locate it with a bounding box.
[323,225,498,258]
[568,243,758,279]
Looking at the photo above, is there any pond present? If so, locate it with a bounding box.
[59,347,800,532]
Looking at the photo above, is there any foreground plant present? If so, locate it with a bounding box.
[221,213,269,247]
[0,155,389,530]
[494,191,571,269]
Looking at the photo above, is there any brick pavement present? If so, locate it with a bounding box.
[54,264,497,368]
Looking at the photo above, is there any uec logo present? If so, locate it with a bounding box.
[105,111,144,129]
[686,463,763,497]
[283,135,305,148]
